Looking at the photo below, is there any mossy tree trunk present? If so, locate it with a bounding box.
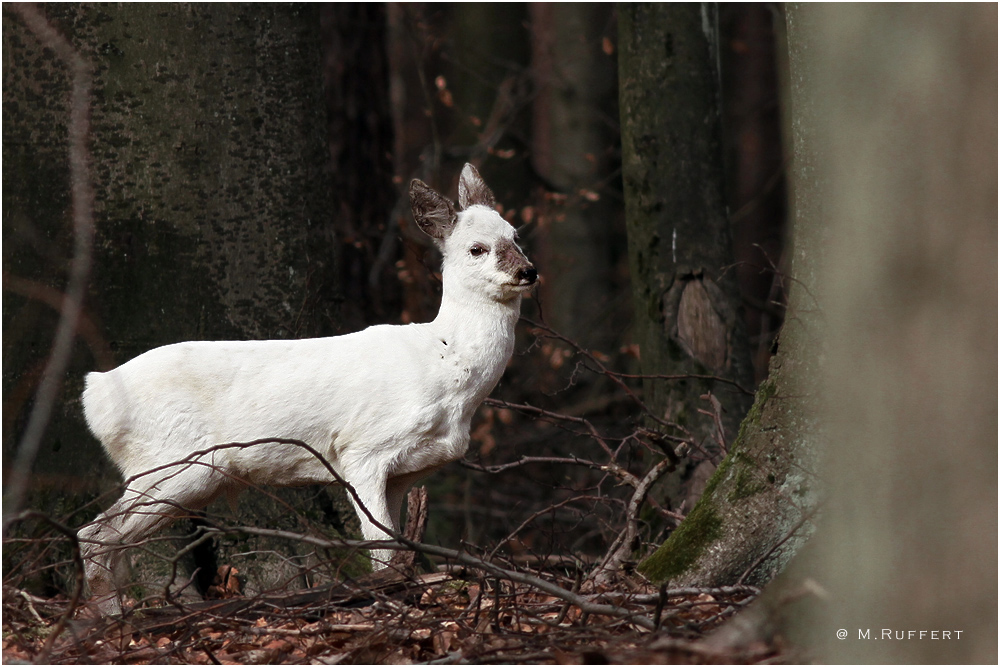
[618,4,755,510]
[635,5,823,588]
[705,6,996,660]
[3,4,367,597]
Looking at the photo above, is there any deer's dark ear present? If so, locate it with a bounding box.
[410,179,457,242]
[458,163,495,210]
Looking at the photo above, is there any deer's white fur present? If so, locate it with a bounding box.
[78,165,535,615]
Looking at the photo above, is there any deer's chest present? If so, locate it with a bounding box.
[390,417,471,478]
[384,335,508,477]
[388,387,479,478]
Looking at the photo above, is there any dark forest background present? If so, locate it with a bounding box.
[4,3,786,573]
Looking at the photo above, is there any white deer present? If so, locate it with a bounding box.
[77,164,536,615]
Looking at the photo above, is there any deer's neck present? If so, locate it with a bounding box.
[430,286,521,398]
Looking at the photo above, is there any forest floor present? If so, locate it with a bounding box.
[2,563,792,665]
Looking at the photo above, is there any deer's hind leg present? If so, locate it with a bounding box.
[78,461,228,615]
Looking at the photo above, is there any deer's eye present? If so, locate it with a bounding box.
[469,244,488,257]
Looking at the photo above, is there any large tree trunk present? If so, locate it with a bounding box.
[3,4,364,597]
[805,4,997,662]
[618,4,755,511]
[666,6,995,662]
[635,4,822,588]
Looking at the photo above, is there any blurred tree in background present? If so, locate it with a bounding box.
[801,4,996,662]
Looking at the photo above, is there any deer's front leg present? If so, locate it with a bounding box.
[344,470,396,569]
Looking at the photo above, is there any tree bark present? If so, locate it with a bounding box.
[3,3,363,596]
[663,9,996,663]
[618,3,755,510]
[635,4,822,588]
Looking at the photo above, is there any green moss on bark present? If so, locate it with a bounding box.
[729,456,767,502]
[637,498,723,582]
[638,369,786,584]
[732,374,777,446]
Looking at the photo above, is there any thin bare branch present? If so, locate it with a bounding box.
[589,457,676,586]
[4,3,96,532]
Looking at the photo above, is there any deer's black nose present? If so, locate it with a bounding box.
[518,267,538,285]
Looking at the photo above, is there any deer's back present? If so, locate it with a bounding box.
[82,326,474,480]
